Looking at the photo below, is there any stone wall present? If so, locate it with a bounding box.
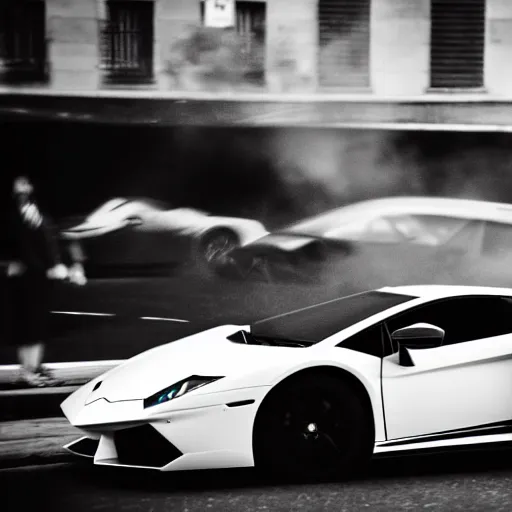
[47,0,100,90]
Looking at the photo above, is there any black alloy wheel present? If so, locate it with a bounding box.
[253,373,374,481]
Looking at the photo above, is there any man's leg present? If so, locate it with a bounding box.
[18,342,44,371]
[17,275,58,386]
[18,342,58,386]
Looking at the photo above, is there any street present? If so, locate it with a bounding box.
[4,268,512,512]
[1,269,354,364]
[0,269,360,421]
[5,448,512,511]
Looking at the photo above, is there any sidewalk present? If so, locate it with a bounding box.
[0,361,121,390]
[0,362,124,469]
[0,361,122,422]
[0,417,79,469]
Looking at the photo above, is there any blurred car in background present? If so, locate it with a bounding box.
[219,196,512,289]
[59,197,268,276]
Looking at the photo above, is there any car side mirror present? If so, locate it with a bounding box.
[391,323,445,367]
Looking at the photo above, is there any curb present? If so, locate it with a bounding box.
[0,362,122,422]
[0,417,79,470]
[0,360,122,388]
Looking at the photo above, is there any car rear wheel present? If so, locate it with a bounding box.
[198,229,240,272]
[253,374,374,481]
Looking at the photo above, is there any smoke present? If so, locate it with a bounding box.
[258,129,512,227]
[166,25,265,91]
[239,129,512,298]
[418,138,512,203]
[261,129,425,224]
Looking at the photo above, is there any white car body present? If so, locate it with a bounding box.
[62,284,512,472]
[61,198,268,245]
[58,198,268,270]
[254,195,512,251]
[229,196,512,287]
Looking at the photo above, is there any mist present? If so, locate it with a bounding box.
[265,129,425,222]
[5,117,512,303]
[244,129,512,299]
[263,129,512,221]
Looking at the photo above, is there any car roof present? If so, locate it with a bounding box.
[340,196,512,219]
[92,197,170,213]
[286,196,512,231]
[380,284,512,299]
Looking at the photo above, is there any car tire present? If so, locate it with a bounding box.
[197,229,240,275]
[253,373,374,481]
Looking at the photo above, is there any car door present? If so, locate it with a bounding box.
[83,202,160,268]
[381,295,512,440]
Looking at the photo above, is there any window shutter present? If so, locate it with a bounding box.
[318,0,371,88]
[430,0,486,89]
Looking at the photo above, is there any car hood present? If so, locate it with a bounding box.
[60,219,129,239]
[82,325,306,403]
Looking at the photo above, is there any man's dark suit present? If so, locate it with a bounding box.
[3,198,61,346]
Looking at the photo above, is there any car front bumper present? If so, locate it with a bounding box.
[63,386,270,471]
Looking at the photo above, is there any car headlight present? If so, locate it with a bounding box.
[143,375,223,409]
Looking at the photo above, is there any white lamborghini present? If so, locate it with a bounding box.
[62,284,512,479]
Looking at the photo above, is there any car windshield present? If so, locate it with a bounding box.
[250,290,417,344]
[279,203,378,237]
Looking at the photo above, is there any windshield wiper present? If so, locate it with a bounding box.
[260,337,311,348]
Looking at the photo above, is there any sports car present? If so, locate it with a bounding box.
[59,197,268,275]
[219,196,512,288]
[62,284,512,479]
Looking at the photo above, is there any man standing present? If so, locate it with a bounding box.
[5,175,84,386]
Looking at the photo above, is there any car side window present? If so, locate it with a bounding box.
[336,324,384,358]
[327,217,406,243]
[361,218,403,243]
[482,221,512,257]
[327,214,482,250]
[443,219,485,253]
[330,214,472,246]
[403,215,472,247]
[385,296,512,353]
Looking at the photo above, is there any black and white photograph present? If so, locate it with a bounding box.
[3,0,512,511]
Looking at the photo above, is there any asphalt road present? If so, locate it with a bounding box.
[2,254,510,365]
[4,449,512,511]
[1,269,354,364]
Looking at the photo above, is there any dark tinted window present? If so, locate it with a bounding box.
[337,323,384,358]
[483,222,512,257]
[405,215,471,246]
[251,291,416,344]
[386,296,512,352]
[327,216,406,243]
[353,214,471,246]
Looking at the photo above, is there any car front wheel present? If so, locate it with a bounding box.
[253,373,374,481]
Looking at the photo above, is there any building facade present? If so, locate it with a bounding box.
[1,0,511,97]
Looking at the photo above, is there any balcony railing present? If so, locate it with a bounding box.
[99,2,154,85]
